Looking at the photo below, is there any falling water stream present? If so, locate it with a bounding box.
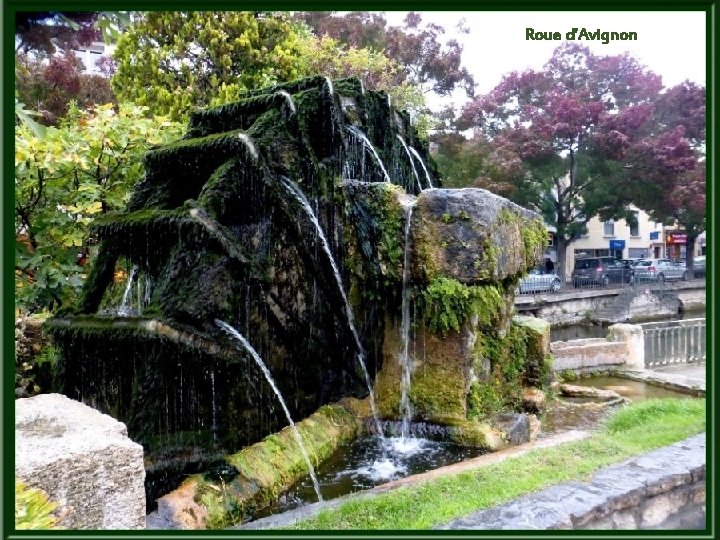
[216,320,323,502]
[399,201,416,438]
[345,126,391,182]
[279,177,385,438]
[277,91,296,114]
[408,147,433,189]
[396,135,421,192]
[118,266,138,316]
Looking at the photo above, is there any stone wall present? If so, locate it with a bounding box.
[15,393,146,529]
[437,433,705,530]
[550,323,644,372]
[516,282,705,325]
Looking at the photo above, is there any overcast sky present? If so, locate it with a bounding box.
[382,11,706,110]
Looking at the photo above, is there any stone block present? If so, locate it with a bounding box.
[15,393,145,529]
[607,323,645,370]
[550,338,627,371]
[410,188,544,284]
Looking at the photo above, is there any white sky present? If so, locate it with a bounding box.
[382,11,706,110]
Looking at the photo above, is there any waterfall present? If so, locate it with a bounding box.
[277,90,296,115]
[346,126,391,182]
[216,320,323,502]
[279,176,385,438]
[324,77,334,96]
[118,266,138,316]
[399,201,416,438]
[396,135,421,193]
[408,146,434,189]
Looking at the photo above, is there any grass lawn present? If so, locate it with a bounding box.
[285,398,705,530]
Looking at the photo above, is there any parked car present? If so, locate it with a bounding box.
[571,257,632,288]
[692,256,706,276]
[632,258,688,282]
[516,268,562,293]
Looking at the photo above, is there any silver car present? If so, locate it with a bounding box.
[516,268,562,293]
[632,258,688,282]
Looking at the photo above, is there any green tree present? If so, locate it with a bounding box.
[111,12,306,121]
[295,34,425,123]
[15,103,182,312]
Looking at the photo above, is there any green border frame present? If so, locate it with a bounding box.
[2,1,716,538]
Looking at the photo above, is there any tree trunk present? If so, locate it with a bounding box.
[685,234,697,270]
[556,236,571,282]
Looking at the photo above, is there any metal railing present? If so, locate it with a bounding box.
[640,318,706,368]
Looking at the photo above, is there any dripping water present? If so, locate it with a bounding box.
[279,176,385,439]
[408,146,434,189]
[118,266,138,316]
[396,135,421,193]
[210,369,218,444]
[346,126,391,182]
[399,200,416,438]
[216,320,323,502]
[324,77,334,96]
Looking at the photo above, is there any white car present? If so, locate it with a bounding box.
[516,268,562,293]
[632,259,688,282]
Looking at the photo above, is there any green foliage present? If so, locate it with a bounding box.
[15,482,60,530]
[420,278,505,335]
[112,12,306,121]
[295,35,424,116]
[559,368,578,382]
[15,103,183,313]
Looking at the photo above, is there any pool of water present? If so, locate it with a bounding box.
[252,436,485,519]
[572,376,690,400]
[253,376,694,521]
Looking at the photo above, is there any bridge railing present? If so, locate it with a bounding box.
[640,318,706,368]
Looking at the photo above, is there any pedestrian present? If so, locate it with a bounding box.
[545,258,554,274]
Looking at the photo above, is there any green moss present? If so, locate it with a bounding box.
[191,402,362,528]
[419,278,505,335]
[468,323,532,421]
[342,182,406,304]
[408,362,467,422]
[444,420,504,450]
[74,242,118,315]
[511,315,552,387]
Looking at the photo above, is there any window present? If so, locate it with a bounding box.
[603,221,615,236]
[629,211,639,237]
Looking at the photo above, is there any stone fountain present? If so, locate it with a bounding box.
[45,76,549,528]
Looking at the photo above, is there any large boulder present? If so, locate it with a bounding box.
[15,393,145,529]
[410,188,545,284]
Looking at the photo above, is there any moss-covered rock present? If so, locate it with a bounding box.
[409,188,545,284]
[155,399,365,529]
[375,316,472,423]
[443,419,505,450]
[512,315,553,387]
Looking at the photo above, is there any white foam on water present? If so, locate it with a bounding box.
[386,436,426,455]
[352,457,405,482]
